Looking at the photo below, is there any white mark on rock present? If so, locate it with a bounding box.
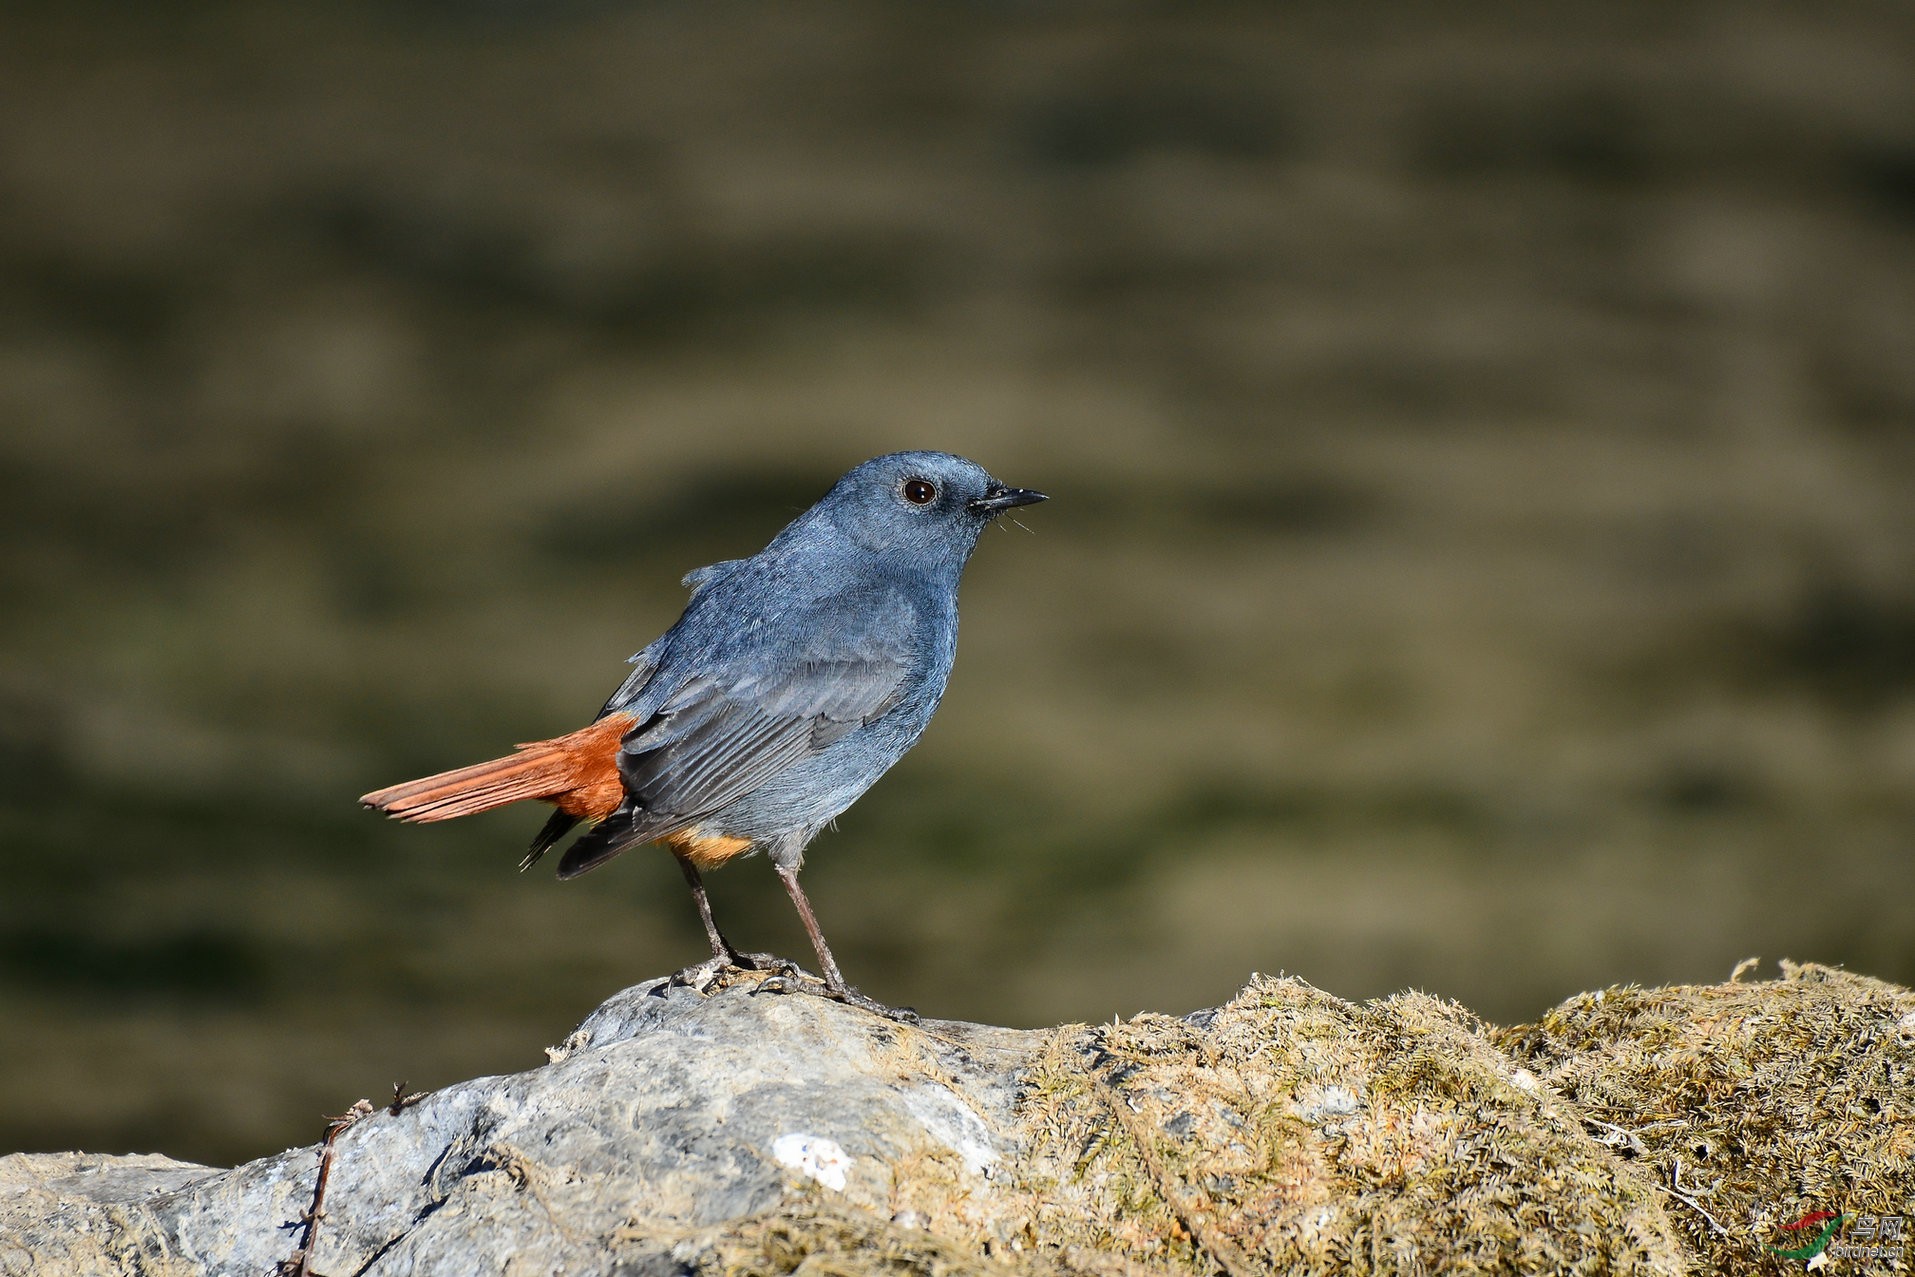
[902,1084,998,1178]
[771,1133,849,1192]
[1293,1084,1361,1125]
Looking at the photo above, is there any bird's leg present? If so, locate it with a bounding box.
[773,865,916,1021]
[773,864,847,991]
[664,856,794,993]
[678,855,739,965]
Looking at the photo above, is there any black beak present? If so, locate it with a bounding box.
[969,485,1049,515]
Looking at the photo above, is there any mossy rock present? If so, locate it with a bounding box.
[1497,961,1915,1273]
[1005,975,1688,1275]
[4,964,1908,1276]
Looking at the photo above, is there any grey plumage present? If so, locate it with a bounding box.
[371,450,1045,1007]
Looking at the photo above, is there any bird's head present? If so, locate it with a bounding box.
[809,451,1047,566]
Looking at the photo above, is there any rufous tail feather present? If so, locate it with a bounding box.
[360,713,633,825]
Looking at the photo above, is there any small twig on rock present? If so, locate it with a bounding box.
[278,1099,375,1277]
[1582,1117,1647,1157]
[1662,1156,1729,1238]
[388,1082,424,1116]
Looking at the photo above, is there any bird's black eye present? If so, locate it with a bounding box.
[902,478,938,505]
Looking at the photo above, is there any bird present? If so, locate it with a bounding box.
[360,451,1046,1014]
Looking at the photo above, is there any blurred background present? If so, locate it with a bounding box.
[3,0,1913,1167]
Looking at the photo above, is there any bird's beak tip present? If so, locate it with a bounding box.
[971,486,1048,514]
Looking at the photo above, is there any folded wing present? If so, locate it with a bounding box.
[555,594,915,877]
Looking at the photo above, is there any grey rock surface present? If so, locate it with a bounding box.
[0,975,1045,1277]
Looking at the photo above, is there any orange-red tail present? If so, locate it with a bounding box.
[360,713,633,824]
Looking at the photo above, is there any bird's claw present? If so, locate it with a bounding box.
[658,951,801,997]
[658,955,916,1021]
[660,957,731,994]
[825,984,920,1023]
[730,951,801,977]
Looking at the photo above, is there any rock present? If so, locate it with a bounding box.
[1496,961,1915,1274]
[2,963,1908,1276]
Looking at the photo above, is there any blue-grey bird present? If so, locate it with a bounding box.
[360,451,1046,1010]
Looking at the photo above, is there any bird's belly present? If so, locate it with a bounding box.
[704,709,929,856]
[659,826,756,870]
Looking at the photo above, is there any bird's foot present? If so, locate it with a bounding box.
[829,984,920,1023]
[661,954,916,1021]
[658,951,800,996]
[750,970,919,1022]
[659,956,734,994]
[731,951,801,976]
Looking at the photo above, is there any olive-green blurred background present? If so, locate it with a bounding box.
[4,1,1913,1167]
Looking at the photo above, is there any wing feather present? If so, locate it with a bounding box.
[610,584,918,834]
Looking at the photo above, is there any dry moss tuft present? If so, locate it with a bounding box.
[1007,975,1689,1276]
[1496,961,1915,1271]
[684,1199,1139,1277]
